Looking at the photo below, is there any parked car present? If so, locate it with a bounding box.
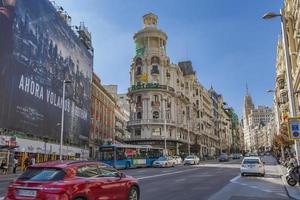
[241,156,265,177]
[4,160,140,200]
[153,156,175,167]
[183,155,200,165]
[232,153,241,159]
[172,156,183,165]
[219,153,229,162]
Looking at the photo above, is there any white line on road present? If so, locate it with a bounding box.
[230,175,240,183]
[137,168,200,180]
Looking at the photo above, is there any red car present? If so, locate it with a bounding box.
[4,160,139,200]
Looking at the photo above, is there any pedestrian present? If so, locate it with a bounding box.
[0,159,8,175]
[24,157,30,170]
[13,157,18,174]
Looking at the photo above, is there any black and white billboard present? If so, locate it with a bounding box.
[0,0,93,144]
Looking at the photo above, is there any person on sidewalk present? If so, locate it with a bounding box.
[0,159,8,175]
[13,157,18,174]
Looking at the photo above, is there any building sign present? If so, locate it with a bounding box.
[288,117,300,140]
[131,83,159,90]
[0,0,93,145]
[0,136,17,147]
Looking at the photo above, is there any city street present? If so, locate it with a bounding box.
[0,156,290,200]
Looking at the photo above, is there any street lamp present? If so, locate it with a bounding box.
[162,98,167,155]
[263,9,300,165]
[59,80,71,161]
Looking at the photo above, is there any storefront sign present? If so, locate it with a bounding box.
[0,136,17,147]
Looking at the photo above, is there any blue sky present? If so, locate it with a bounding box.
[57,0,282,117]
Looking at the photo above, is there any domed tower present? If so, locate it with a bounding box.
[127,13,178,154]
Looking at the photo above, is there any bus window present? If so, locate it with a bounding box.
[99,148,114,161]
[116,148,126,160]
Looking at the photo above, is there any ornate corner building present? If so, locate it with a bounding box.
[126,13,240,157]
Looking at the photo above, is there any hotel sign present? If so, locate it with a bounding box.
[131,83,159,91]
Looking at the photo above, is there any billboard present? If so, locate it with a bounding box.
[0,0,93,145]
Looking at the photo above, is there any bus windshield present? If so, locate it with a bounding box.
[99,148,114,161]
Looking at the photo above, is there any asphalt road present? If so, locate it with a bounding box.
[0,156,291,200]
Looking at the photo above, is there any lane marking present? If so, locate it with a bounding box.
[230,175,240,183]
[137,167,201,180]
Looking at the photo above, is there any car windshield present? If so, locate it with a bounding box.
[18,167,65,181]
[243,159,260,164]
[157,157,167,161]
[186,156,194,159]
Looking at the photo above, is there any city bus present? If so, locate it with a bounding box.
[99,144,164,169]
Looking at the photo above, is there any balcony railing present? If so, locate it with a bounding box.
[127,119,176,126]
[151,69,160,75]
[151,101,160,107]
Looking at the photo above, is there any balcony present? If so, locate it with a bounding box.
[135,70,142,76]
[136,102,143,108]
[151,69,160,75]
[127,119,176,127]
[151,101,160,107]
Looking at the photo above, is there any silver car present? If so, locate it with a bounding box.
[183,155,200,165]
[153,156,175,167]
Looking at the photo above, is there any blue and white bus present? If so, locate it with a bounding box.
[99,144,163,169]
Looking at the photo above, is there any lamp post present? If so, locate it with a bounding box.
[263,10,300,164]
[187,105,191,155]
[60,80,71,161]
[162,98,167,156]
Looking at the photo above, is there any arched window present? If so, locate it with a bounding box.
[135,57,143,66]
[151,56,160,64]
[153,111,159,119]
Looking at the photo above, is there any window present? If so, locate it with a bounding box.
[136,66,142,75]
[279,79,285,90]
[76,165,100,178]
[136,57,143,66]
[154,95,159,102]
[152,128,161,136]
[18,168,65,181]
[153,111,159,119]
[135,129,141,136]
[99,167,118,177]
[151,65,159,74]
[137,95,142,103]
[196,89,199,96]
[137,112,142,119]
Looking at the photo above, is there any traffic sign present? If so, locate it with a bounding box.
[288,117,300,140]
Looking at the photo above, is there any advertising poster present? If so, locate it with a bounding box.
[0,0,93,145]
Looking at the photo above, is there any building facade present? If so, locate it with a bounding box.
[90,73,115,159]
[127,13,235,158]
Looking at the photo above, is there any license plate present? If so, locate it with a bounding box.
[248,164,254,168]
[17,189,37,197]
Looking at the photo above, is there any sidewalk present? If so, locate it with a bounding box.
[278,165,300,200]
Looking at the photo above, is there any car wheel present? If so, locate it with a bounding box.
[287,177,298,186]
[128,186,139,200]
[260,173,265,177]
[74,197,87,200]
[241,173,245,177]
